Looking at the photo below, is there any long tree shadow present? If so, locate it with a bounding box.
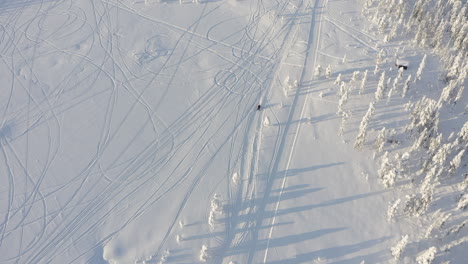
[266,236,391,264]
[223,227,346,257]
[255,162,345,179]
[220,190,385,225]
[222,185,324,213]
[183,221,294,241]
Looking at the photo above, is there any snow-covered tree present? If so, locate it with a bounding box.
[200,245,209,262]
[334,73,342,85]
[378,151,397,188]
[351,71,360,83]
[338,81,347,97]
[407,97,440,138]
[457,193,468,210]
[448,149,465,177]
[402,74,412,98]
[338,111,350,137]
[359,70,368,95]
[314,65,322,76]
[415,54,427,81]
[391,235,409,260]
[337,86,349,115]
[416,247,437,264]
[424,209,451,238]
[354,102,376,149]
[387,77,398,103]
[375,71,386,100]
[387,198,401,221]
[375,127,386,153]
[374,63,380,75]
[326,64,332,78]
[232,172,240,184]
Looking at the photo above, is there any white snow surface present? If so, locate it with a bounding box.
[0,0,465,264]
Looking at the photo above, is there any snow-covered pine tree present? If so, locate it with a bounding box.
[375,127,386,153]
[359,70,368,95]
[378,151,397,188]
[402,74,412,98]
[337,87,349,115]
[314,65,322,76]
[354,102,376,150]
[338,81,347,97]
[415,54,427,81]
[416,247,437,264]
[351,71,360,83]
[326,64,332,78]
[448,149,465,176]
[391,235,409,260]
[424,209,451,238]
[338,111,350,137]
[406,97,439,138]
[375,71,386,100]
[387,198,401,221]
[334,73,342,85]
[200,245,209,262]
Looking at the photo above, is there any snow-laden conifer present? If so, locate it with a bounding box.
[359,70,368,95]
[326,64,332,78]
[375,71,386,100]
[391,235,409,260]
[387,198,401,221]
[354,102,376,149]
[415,54,427,81]
[402,74,411,98]
[416,247,437,264]
[334,73,342,85]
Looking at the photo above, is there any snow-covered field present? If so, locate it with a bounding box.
[0,0,466,263]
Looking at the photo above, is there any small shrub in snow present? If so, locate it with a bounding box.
[416,247,437,264]
[391,235,409,260]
